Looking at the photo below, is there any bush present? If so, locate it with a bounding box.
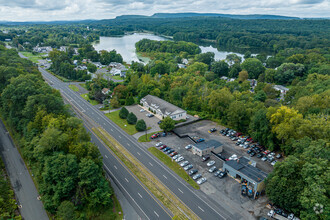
[135,119,147,131]
[127,112,137,125]
[119,107,129,119]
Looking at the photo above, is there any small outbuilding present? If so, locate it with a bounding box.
[192,139,223,156]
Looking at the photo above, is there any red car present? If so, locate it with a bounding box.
[160,145,167,150]
[263,150,271,155]
[170,152,178,157]
[150,133,160,139]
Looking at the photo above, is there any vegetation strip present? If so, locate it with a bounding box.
[105,110,138,135]
[68,84,79,92]
[138,131,162,142]
[148,147,200,189]
[92,127,200,220]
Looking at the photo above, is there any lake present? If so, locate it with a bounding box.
[93,33,246,64]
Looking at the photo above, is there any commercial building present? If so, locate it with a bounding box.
[223,157,267,197]
[140,95,187,120]
[192,139,223,156]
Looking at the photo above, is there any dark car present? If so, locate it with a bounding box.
[250,151,256,157]
[167,149,175,154]
[218,171,227,178]
[196,138,205,143]
[247,149,254,154]
[157,120,163,124]
[163,147,170,152]
[208,128,217,133]
[257,153,264,158]
[202,155,210,162]
[189,169,198,176]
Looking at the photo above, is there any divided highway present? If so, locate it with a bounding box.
[40,67,238,220]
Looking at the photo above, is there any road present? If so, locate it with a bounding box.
[0,120,49,220]
[40,67,239,220]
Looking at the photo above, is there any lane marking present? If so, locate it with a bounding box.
[149,162,153,167]
[114,165,117,170]
[105,155,108,158]
[118,135,121,139]
[154,211,159,217]
[178,188,183,194]
[137,152,141,156]
[127,143,130,146]
[125,178,129,183]
[163,175,167,179]
[198,206,205,212]
[138,192,142,198]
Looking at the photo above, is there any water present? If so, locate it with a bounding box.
[93,33,246,63]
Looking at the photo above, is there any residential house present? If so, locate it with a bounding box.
[109,62,128,78]
[177,64,186,69]
[182,59,189,65]
[102,88,110,95]
[140,95,187,121]
[273,85,289,94]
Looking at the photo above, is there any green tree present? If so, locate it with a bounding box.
[127,112,137,124]
[125,93,135,106]
[238,70,248,82]
[57,201,75,220]
[241,58,265,79]
[195,52,215,65]
[211,60,229,77]
[135,119,147,131]
[159,117,175,132]
[119,107,129,119]
[87,63,97,73]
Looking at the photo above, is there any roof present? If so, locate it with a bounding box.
[141,95,186,116]
[273,85,289,91]
[225,157,268,183]
[194,140,222,151]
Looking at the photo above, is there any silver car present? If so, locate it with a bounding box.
[184,164,193,171]
[192,173,202,180]
[180,161,189,167]
[207,160,215,167]
[208,166,217,173]
[197,177,207,185]
[175,156,184,162]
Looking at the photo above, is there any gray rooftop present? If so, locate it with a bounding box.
[141,95,186,116]
[225,157,268,183]
[194,139,222,151]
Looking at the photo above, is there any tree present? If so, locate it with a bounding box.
[135,119,147,131]
[211,60,229,77]
[195,52,215,66]
[241,58,265,79]
[125,93,135,106]
[238,70,248,82]
[119,107,129,119]
[159,116,175,132]
[127,112,137,124]
[226,54,242,65]
[57,201,75,220]
[87,63,97,73]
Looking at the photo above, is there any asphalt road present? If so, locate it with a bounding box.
[40,67,239,220]
[0,120,49,220]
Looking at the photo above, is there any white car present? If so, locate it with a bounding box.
[140,109,145,112]
[184,164,193,171]
[261,156,268,161]
[180,161,189,167]
[208,166,217,173]
[185,144,192,150]
[207,160,215,167]
[192,173,202,180]
[172,155,180,160]
[175,157,184,162]
[271,160,277,166]
[156,142,163,147]
[197,177,207,185]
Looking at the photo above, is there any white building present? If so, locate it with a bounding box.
[140,95,187,121]
[273,85,289,94]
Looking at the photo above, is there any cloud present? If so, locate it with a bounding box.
[0,0,329,21]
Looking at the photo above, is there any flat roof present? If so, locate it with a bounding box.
[225,157,268,183]
[194,139,222,151]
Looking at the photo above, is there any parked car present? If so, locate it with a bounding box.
[140,109,145,112]
[167,149,175,154]
[197,177,207,185]
[146,113,154,118]
[247,149,254,154]
[271,160,277,166]
[172,154,180,160]
[218,171,227,179]
[257,153,264,158]
[159,145,166,150]
[269,152,276,157]
[206,160,215,166]
[208,166,217,173]
[189,169,198,176]
[202,155,210,162]
[214,170,221,177]
[243,144,250,149]
[196,138,205,143]
[170,152,177,157]
[150,133,160,139]
[180,161,189,167]
[263,150,271,155]
[250,151,256,157]
[161,132,167,137]
[184,164,193,171]
[157,120,163,124]
[261,156,268,161]
[163,147,170,152]
[231,137,238,141]
[192,173,202,180]
[156,142,163,147]
[185,144,192,150]
[208,128,217,133]
[268,157,275,163]
[175,157,184,162]
[276,153,282,159]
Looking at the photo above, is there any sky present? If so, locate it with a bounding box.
[0,0,329,21]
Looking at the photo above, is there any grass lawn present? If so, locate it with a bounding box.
[111,75,124,81]
[148,147,200,190]
[21,52,46,63]
[69,84,79,92]
[80,94,99,106]
[105,110,138,135]
[138,131,161,142]
[79,83,88,90]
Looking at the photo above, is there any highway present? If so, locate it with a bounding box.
[40,67,237,220]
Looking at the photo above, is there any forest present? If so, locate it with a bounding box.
[0,43,114,219]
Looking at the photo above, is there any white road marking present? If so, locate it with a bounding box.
[127,143,130,146]
[114,165,117,170]
[198,206,205,212]
[178,188,183,194]
[138,193,142,198]
[149,162,153,166]
[105,155,108,158]
[163,175,167,179]
[118,135,121,139]
[154,211,159,217]
[137,152,141,155]
[111,129,113,132]
[125,178,129,183]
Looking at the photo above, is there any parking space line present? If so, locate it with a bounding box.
[137,152,141,156]
[178,188,183,194]
[149,162,153,166]
[163,175,167,179]
[198,206,205,212]
[114,165,117,169]
[125,178,129,182]
[154,211,159,217]
[138,192,142,198]
[105,155,108,158]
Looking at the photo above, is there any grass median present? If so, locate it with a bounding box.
[148,147,200,190]
[93,127,199,220]
[69,84,79,92]
[21,52,46,63]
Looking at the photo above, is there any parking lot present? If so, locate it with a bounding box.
[145,120,276,219]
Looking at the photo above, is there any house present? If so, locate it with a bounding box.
[223,157,268,198]
[73,60,78,66]
[177,64,186,69]
[92,62,103,68]
[273,85,289,94]
[140,95,187,120]
[110,68,121,76]
[82,59,90,64]
[102,88,110,95]
[182,59,189,65]
[220,76,228,81]
[5,39,11,42]
[192,140,223,156]
[59,46,68,52]
[33,46,53,53]
[109,62,128,78]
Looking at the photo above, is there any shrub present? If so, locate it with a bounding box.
[119,107,129,119]
[135,119,147,131]
[127,112,137,124]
